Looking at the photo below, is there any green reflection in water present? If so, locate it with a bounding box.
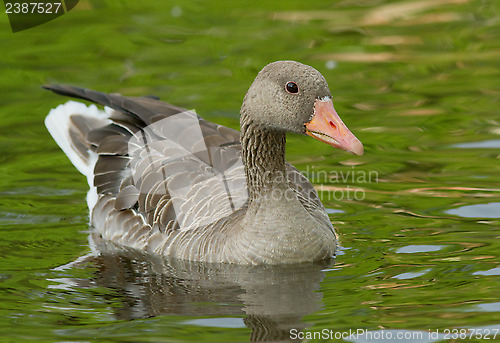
[0,0,499,342]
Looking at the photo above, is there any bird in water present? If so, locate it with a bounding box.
[44,61,363,264]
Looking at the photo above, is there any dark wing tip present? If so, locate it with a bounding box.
[42,84,91,101]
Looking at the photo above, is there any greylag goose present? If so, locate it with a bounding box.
[44,61,363,264]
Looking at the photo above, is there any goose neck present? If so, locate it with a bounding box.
[240,118,288,201]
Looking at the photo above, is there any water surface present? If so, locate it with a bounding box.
[1,0,499,342]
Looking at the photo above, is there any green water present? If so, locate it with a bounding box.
[1,0,499,342]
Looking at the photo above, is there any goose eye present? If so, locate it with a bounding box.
[285,81,299,94]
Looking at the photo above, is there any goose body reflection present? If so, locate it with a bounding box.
[52,233,333,342]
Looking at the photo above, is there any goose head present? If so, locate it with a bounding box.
[241,60,363,156]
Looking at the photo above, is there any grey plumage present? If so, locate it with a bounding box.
[44,61,354,264]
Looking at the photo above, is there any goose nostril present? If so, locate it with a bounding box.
[329,121,336,129]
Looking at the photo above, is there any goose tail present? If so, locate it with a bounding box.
[45,100,112,210]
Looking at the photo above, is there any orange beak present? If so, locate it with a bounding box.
[305,98,364,156]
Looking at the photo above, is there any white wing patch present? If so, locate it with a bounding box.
[45,101,107,180]
[45,101,112,211]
